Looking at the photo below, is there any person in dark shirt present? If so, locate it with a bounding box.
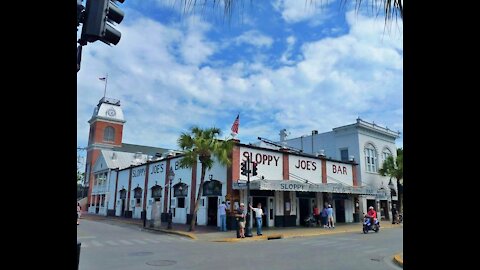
[235,203,246,238]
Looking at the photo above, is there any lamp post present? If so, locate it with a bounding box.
[167,166,175,229]
[388,179,395,221]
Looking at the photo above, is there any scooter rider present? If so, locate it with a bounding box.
[365,206,377,225]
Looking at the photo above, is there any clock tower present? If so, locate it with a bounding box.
[85,97,126,205]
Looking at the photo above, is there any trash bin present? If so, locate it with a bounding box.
[353,213,360,223]
[77,241,81,270]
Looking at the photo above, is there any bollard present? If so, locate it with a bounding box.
[77,241,81,270]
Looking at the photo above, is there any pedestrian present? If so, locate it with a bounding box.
[77,202,82,225]
[321,206,328,228]
[313,206,320,226]
[218,201,227,231]
[391,206,398,224]
[235,203,246,238]
[249,203,264,236]
[327,204,334,228]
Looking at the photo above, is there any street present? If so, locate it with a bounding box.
[78,219,402,270]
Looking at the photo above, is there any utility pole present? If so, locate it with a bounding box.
[245,156,253,237]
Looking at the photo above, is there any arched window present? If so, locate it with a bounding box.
[382,148,393,164]
[103,126,115,142]
[364,143,377,173]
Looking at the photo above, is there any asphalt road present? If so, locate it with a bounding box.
[78,220,402,270]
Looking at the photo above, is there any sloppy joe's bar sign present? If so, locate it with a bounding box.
[289,155,322,183]
[239,147,283,180]
[326,161,353,186]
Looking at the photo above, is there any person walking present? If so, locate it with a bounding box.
[391,206,398,224]
[249,203,264,236]
[313,205,320,226]
[77,202,82,225]
[321,206,328,228]
[235,203,246,238]
[327,204,334,228]
[218,201,227,231]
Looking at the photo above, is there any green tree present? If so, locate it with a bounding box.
[379,148,403,212]
[178,126,234,231]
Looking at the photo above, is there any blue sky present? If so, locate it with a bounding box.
[77,0,403,167]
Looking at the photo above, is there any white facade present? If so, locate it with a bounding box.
[130,165,147,219]
[115,170,130,217]
[145,160,167,220]
[282,118,400,220]
[195,157,228,226]
[169,157,192,225]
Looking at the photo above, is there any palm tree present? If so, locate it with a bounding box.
[178,0,403,23]
[178,126,234,231]
[379,148,403,213]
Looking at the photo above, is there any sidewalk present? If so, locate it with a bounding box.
[81,213,402,243]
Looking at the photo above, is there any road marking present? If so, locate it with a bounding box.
[144,239,160,243]
[363,248,386,254]
[118,240,134,245]
[310,241,335,246]
[131,239,147,244]
[77,236,96,239]
[105,240,119,246]
[90,240,104,247]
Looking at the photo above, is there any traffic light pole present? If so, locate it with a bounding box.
[245,156,253,237]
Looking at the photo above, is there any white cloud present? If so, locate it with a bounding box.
[232,30,274,48]
[77,10,402,152]
[273,0,336,24]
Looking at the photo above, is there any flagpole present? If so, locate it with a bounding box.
[103,74,108,98]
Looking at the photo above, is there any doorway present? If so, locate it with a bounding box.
[252,197,268,228]
[334,200,345,223]
[207,197,218,226]
[299,198,310,226]
[121,199,125,217]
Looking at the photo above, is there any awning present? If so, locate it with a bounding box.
[232,179,377,195]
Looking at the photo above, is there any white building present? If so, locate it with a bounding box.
[279,118,401,221]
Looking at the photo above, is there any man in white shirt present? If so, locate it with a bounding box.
[249,203,264,236]
[218,201,227,231]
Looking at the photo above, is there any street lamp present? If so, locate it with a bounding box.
[167,166,175,229]
[388,179,395,221]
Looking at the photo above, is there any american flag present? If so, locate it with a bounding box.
[231,114,239,135]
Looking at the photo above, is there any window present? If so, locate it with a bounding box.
[340,149,349,162]
[364,144,377,172]
[177,198,185,208]
[103,126,115,142]
[382,148,392,163]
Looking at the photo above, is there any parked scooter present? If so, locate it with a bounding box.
[363,216,380,233]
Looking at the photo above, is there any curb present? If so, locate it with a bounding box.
[393,253,403,267]
[210,224,400,243]
[142,228,198,240]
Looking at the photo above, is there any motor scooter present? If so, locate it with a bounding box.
[363,216,380,233]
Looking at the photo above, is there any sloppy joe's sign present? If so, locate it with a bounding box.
[326,161,353,186]
[289,155,322,183]
[239,147,283,180]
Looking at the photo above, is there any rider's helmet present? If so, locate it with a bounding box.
[369,206,373,210]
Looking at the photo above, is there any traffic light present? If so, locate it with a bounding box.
[241,161,247,176]
[81,0,125,45]
[77,0,85,28]
[252,162,258,176]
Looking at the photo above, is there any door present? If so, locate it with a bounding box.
[268,197,274,227]
[121,199,125,217]
[197,198,207,225]
[334,200,346,223]
[299,198,310,226]
[207,197,218,226]
[252,197,267,228]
